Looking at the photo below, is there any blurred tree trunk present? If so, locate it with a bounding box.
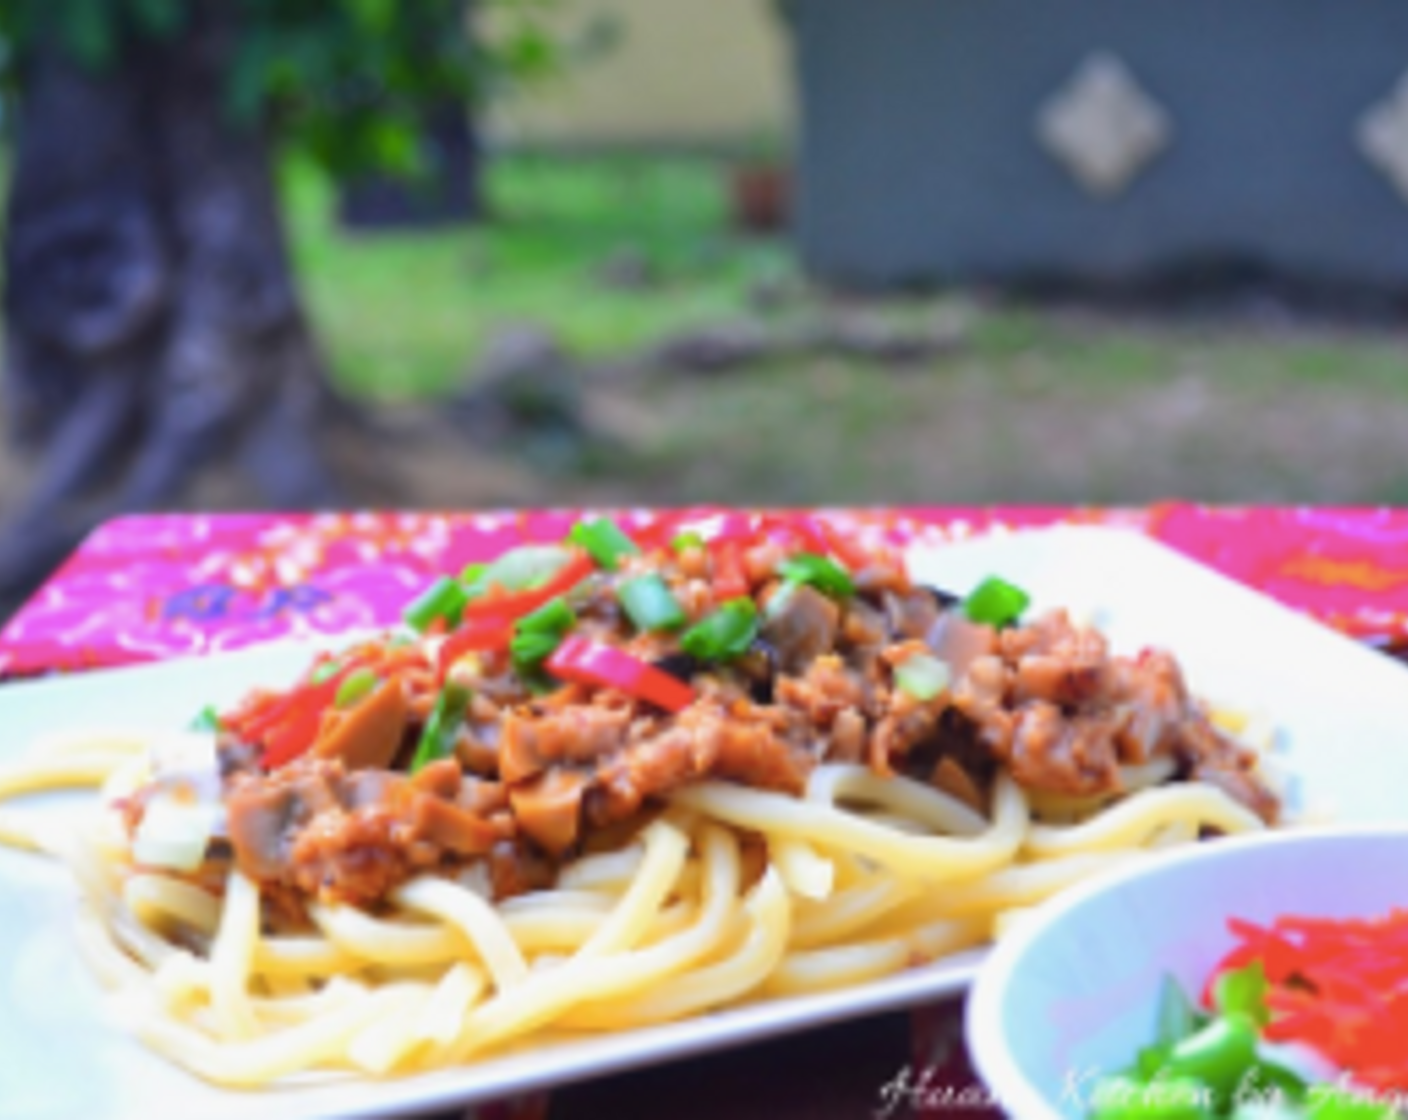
[0,0,346,594]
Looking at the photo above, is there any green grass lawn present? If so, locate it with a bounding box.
[7,149,1408,508]
[276,153,1408,505]
[285,153,792,399]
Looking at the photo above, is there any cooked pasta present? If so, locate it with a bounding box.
[0,515,1281,1086]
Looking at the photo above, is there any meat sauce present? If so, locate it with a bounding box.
[129,530,1280,916]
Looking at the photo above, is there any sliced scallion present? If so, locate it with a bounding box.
[517,597,576,636]
[410,682,472,773]
[309,658,343,685]
[893,654,951,701]
[618,574,687,633]
[403,576,468,633]
[762,579,797,623]
[680,598,758,662]
[776,552,855,599]
[671,530,706,552]
[510,597,576,676]
[963,575,1030,628]
[464,546,572,598]
[569,517,640,571]
[188,705,222,733]
[511,631,564,673]
[334,667,380,709]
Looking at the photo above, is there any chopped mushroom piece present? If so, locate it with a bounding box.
[182,526,1281,914]
[310,678,408,771]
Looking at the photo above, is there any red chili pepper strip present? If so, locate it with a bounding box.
[260,704,330,770]
[545,636,696,713]
[229,684,310,740]
[462,550,594,624]
[436,617,514,680]
[767,513,832,556]
[239,675,333,741]
[624,516,676,553]
[1213,908,1408,1091]
[712,541,749,601]
[246,650,381,768]
[221,691,280,737]
[817,518,874,573]
[700,513,760,548]
[255,676,347,767]
[375,646,432,675]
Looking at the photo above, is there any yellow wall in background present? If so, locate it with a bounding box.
[488,0,793,148]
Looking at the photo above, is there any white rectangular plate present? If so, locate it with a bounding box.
[5,526,1408,1119]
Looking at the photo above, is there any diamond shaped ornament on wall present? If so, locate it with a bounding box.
[1036,52,1172,198]
[1358,73,1408,204]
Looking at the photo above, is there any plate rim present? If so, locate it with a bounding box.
[4,523,1408,1118]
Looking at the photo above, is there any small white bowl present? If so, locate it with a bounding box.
[967,827,1408,1120]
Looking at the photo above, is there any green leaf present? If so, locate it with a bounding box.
[126,0,183,38]
[348,0,397,36]
[65,0,117,69]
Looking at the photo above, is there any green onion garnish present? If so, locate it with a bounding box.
[893,655,951,701]
[618,574,687,633]
[334,667,380,709]
[1090,971,1329,1120]
[1156,974,1205,1048]
[510,597,576,676]
[776,552,855,599]
[763,579,797,624]
[403,575,468,633]
[189,705,222,733]
[410,682,472,773]
[1159,1015,1259,1100]
[963,575,1030,628]
[680,598,759,662]
[309,658,343,685]
[671,530,706,552]
[569,517,640,571]
[511,631,565,672]
[1212,961,1269,1028]
[517,597,576,636]
[465,546,572,597]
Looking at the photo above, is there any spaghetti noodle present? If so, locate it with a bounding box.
[0,516,1279,1086]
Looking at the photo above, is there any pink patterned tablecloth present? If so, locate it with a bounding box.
[4,504,1408,680]
[5,503,1408,1119]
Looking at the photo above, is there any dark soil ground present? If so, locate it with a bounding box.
[6,300,1406,529]
[344,303,1408,513]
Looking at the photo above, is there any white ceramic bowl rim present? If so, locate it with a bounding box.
[967,824,1408,1120]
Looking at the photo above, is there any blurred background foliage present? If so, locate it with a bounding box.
[0,0,564,177]
[1,0,1407,534]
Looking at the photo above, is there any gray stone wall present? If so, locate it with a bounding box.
[792,0,1408,289]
